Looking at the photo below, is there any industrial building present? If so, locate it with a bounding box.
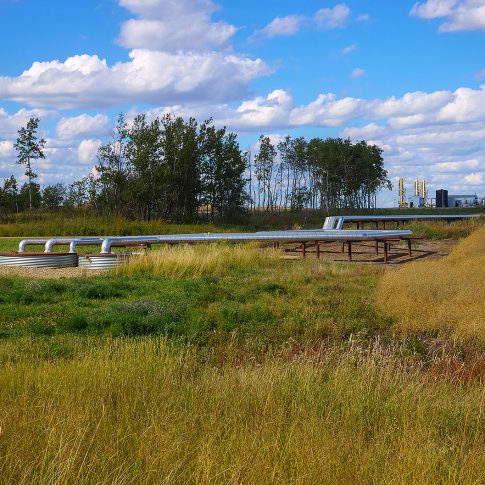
[398,178,484,208]
[436,190,480,208]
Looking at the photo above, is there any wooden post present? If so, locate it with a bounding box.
[341,241,346,253]
[347,241,352,262]
[375,240,379,255]
[316,242,321,259]
[407,239,412,256]
[384,242,388,263]
[302,242,306,258]
[383,221,386,230]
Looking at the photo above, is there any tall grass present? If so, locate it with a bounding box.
[0,213,229,237]
[116,243,279,278]
[409,217,484,239]
[377,225,485,342]
[0,338,483,484]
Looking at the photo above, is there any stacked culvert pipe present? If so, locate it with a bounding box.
[0,252,79,268]
[78,253,133,270]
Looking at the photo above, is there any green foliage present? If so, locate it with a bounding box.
[2,116,397,219]
[41,183,66,209]
[14,117,46,211]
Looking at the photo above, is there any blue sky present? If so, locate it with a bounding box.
[1,0,485,206]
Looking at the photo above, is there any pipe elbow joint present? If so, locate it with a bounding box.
[101,238,113,254]
[18,240,28,253]
[45,239,57,253]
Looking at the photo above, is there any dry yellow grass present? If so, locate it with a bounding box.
[0,338,484,484]
[115,243,280,278]
[377,225,485,342]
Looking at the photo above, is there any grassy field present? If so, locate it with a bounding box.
[0,214,484,483]
[1,339,484,484]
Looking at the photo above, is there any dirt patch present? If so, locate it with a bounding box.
[281,239,458,268]
[0,266,98,279]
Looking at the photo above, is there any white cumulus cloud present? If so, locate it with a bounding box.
[257,15,304,38]
[0,140,14,159]
[411,0,485,32]
[464,172,484,184]
[315,4,351,29]
[57,114,110,140]
[0,108,53,138]
[78,139,102,164]
[255,3,351,39]
[0,51,269,109]
[118,0,236,51]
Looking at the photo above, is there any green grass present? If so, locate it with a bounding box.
[0,251,388,347]
[1,220,485,483]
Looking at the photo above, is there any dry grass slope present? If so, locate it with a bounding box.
[377,225,485,342]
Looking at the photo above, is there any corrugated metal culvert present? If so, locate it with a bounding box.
[78,253,133,270]
[0,252,79,268]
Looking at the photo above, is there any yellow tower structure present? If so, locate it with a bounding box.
[414,179,420,197]
[399,178,408,208]
[421,180,427,204]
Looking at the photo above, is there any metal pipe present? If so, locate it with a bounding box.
[100,230,412,254]
[44,238,104,253]
[68,238,105,253]
[18,239,48,253]
[20,237,103,253]
[337,214,481,223]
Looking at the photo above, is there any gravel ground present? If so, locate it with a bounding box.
[0,266,99,279]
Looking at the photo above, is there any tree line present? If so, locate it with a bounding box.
[0,116,391,221]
